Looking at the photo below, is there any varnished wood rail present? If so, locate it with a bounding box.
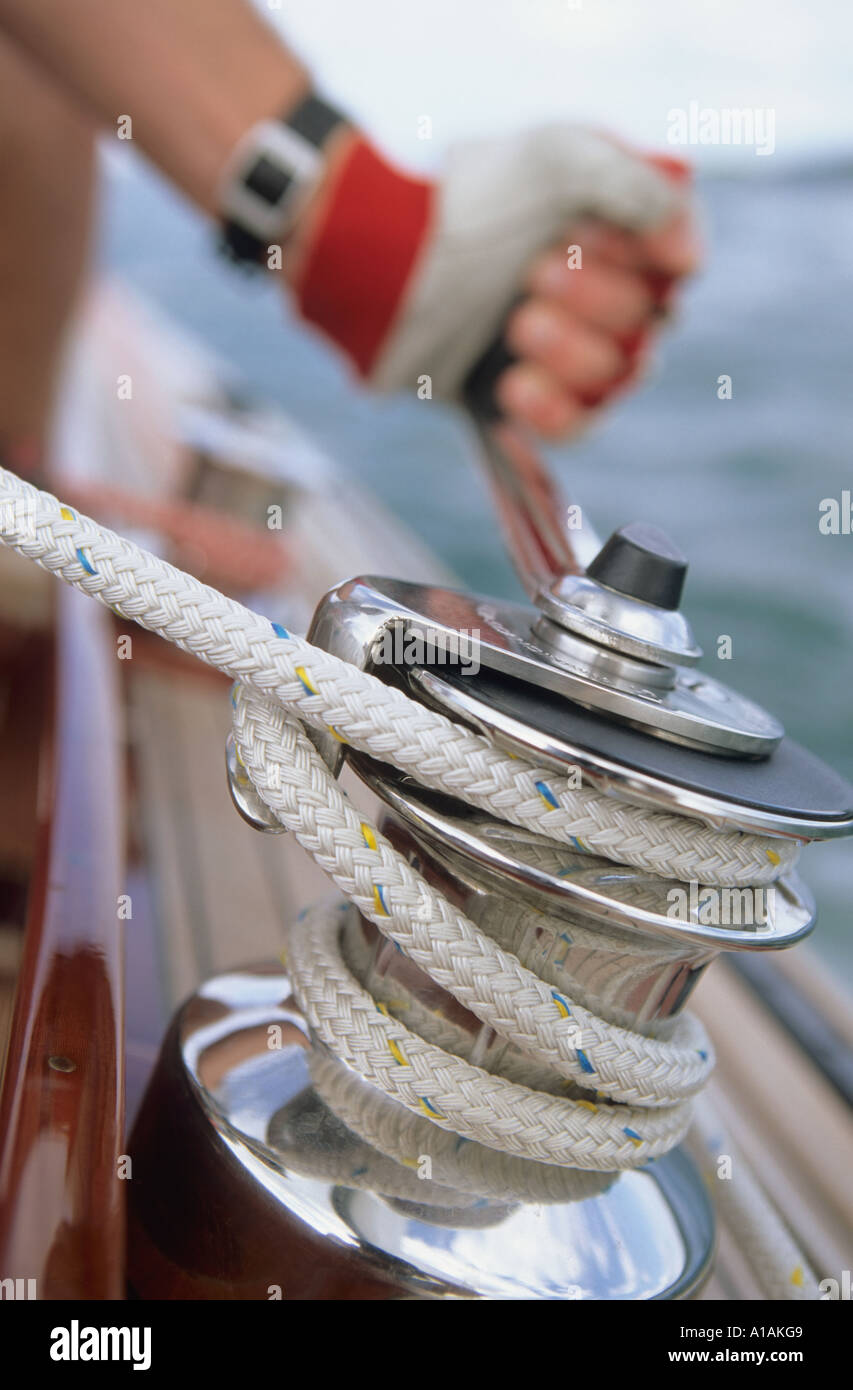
[0,585,126,1299]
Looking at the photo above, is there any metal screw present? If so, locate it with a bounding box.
[47,1055,76,1073]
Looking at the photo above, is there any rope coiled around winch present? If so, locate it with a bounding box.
[0,467,804,1183]
[233,682,707,1169]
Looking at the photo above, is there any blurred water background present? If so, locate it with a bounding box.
[98,0,852,979]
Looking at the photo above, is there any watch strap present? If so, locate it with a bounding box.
[219,94,345,268]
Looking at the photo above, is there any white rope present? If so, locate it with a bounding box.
[306,1041,617,1208]
[0,458,820,1308]
[690,1096,820,1300]
[0,470,797,887]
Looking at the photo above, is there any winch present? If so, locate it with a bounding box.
[1,341,849,1302]
[3,357,827,1301]
[201,421,853,1300]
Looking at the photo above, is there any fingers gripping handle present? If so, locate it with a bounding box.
[461,327,518,423]
[461,155,691,596]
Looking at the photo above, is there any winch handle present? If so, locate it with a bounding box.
[466,414,604,597]
[462,342,604,597]
[462,154,691,602]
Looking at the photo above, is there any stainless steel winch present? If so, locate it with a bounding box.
[201,421,853,1300]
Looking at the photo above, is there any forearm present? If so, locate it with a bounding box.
[0,36,95,462]
[0,0,311,213]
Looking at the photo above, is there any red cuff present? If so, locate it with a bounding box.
[294,137,434,376]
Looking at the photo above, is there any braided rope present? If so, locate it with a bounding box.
[307,1044,617,1207]
[690,1097,820,1300]
[235,687,711,1110]
[0,469,798,888]
[0,465,805,1193]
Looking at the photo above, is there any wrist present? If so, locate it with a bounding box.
[278,125,360,285]
[199,66,312,214]
[289,136,436,377]
[216,93,352,273]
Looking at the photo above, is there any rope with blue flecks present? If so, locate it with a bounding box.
[0,465,807,1179]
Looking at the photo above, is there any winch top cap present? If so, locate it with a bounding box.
[586,522,688,611]
[535,521,704,670]
[309,574,785,758]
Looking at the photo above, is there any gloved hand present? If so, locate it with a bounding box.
[288,125,699,438]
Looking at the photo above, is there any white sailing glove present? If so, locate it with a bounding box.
[293,124,691,414]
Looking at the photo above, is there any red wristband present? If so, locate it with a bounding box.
[294,136,434,376]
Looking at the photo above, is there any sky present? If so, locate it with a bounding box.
[265,0,853,171]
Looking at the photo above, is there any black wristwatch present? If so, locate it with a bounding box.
[217,94,346,268]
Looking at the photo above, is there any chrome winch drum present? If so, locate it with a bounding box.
[203,521,850,1298]
[200,425,853,1300]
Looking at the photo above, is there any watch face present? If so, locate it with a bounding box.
[245,154,292,207]
[219,119,324,253]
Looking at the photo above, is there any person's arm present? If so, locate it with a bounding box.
[0,0,699,440]
[0,0,324,213]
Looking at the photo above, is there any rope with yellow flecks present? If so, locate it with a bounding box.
[0,464,818,1269]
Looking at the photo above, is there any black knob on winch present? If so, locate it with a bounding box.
[585,522,688,610]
